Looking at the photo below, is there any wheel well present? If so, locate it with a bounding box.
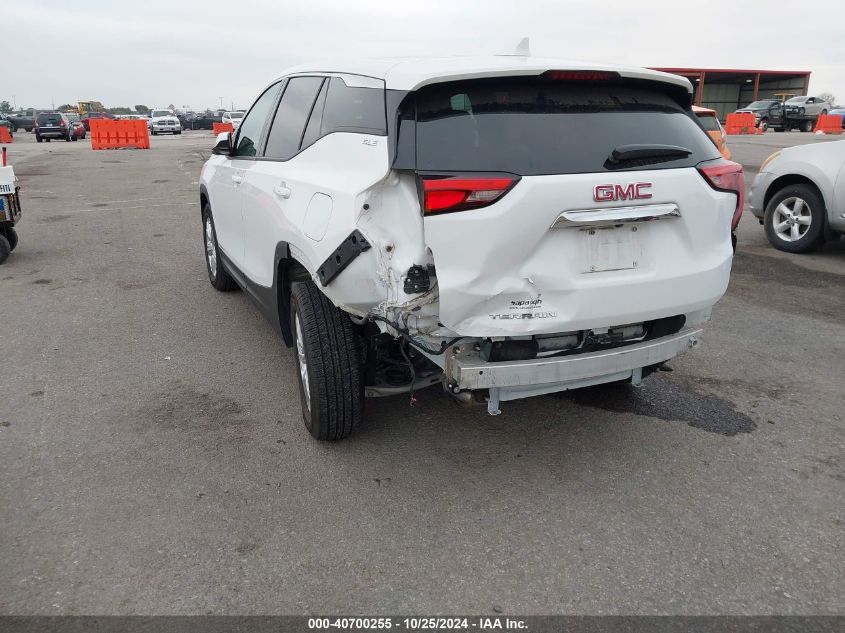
[277,256,309,348]
[764,175,825,212]
[199,192,208,218]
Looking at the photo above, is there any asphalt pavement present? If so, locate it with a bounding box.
[0,130,843,615]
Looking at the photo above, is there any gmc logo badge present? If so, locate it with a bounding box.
[594,183,653,202]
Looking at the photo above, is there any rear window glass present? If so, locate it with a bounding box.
[37,113,62,124]
[696,113,721,131]
[415,78,719,175]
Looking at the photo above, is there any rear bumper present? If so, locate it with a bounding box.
[36,128,67,138]
[445,328,703,394]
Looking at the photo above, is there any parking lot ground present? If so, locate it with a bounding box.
[0,130,843,614]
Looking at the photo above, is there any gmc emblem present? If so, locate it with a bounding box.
[594,182,653,202]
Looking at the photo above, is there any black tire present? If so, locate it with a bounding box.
[290,280,363,441]
[764,184,826,253]
[3,227,17,251]
[821,109,827,116]
[774,127,785,132]
[176,130,182,135]
[0,234,10,265]
[45,138,51,143]
[759,119,769,132]
[71,133,77,142]
[201,204,237,291]
[802,120,813,132]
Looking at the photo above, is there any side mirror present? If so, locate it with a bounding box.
[212,132,232,156]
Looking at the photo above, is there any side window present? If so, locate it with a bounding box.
[233,81,282,158]
[321,77,387,136]
[264,77,324,160]
[300,80,328,150]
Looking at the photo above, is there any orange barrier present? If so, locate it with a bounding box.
[0,127,13,143]
[813,114,843,135]
[213,122,234,135]
[90,119,150,150]
[724,112,757,135]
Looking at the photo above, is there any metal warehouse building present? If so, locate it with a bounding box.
[650,68,811,121]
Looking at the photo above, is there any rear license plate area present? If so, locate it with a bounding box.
[582,226,638,273]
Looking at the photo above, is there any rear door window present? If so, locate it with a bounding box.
[696,113,721,131]
[264,76,324,160]
[415,77,719,175]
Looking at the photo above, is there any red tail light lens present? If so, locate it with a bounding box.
[421,175,519,215]
[542,70,618,81]
[698,160,745,230]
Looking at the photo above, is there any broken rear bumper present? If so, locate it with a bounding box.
[444,328,703,411]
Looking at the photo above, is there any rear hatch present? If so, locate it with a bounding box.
[413,74,739,336]
[36,112,64,132]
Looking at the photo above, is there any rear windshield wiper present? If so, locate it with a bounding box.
[607,144,692,166]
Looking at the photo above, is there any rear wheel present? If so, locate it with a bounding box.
[290,280,363,441]
[35,134,43,143]
[764,184,825,253]
[0,234,10,264]
[802,120,814,132]
[3,227,18,251]
[202,204,237,291]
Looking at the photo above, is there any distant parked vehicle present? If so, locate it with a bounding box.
[693,106,731,159]
[222,111,245,130]
[0,115,13,138]
[783,96,830,132]
[735,99,784,132]
[66,113,86,139]
[148,109,181,135]
[34,112,76,142]
[750,141,845,252]
[80,111,114,131]
[7,112,36,132]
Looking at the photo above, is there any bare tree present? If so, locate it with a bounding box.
[817,92,836,106]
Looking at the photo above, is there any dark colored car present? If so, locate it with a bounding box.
[66,113,86,139]
[735,99,785,131]
[7,112,35,132]
[188,112,222,130]
[80,111,114,131]
[34,112,76,142]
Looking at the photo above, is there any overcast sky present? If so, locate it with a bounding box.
[6,0,844,111]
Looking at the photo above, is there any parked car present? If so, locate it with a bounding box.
[7,112,35,132]
[34,112,76,142]
[0,114,13,138]
[749,141,845,252]
[735,99,784,132]
[693,106,731,159]
[222,111,245,130]
[80,111,113,131]
[199,57,743,440]
[148,109,181,135]
[784,96,830,132]
[66,113,86,139]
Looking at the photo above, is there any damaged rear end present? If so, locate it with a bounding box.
[345,69,741,412]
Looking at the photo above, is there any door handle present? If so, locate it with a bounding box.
[231,173,244,185]
[273,183,292,199]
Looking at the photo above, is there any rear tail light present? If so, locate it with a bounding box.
[420,174,519,215]
[542,70,619,81]
[698,160,745,230]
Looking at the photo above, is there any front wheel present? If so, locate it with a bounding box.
[764,184,825,253]
[201,204,237,291]
[802,120,814,132]
[759,119,769,132]
[290,280,363,441]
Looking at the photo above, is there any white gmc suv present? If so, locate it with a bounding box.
[199,56,743,440]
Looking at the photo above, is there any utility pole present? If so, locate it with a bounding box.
[11,95,15,110]
[218,96,223,110]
